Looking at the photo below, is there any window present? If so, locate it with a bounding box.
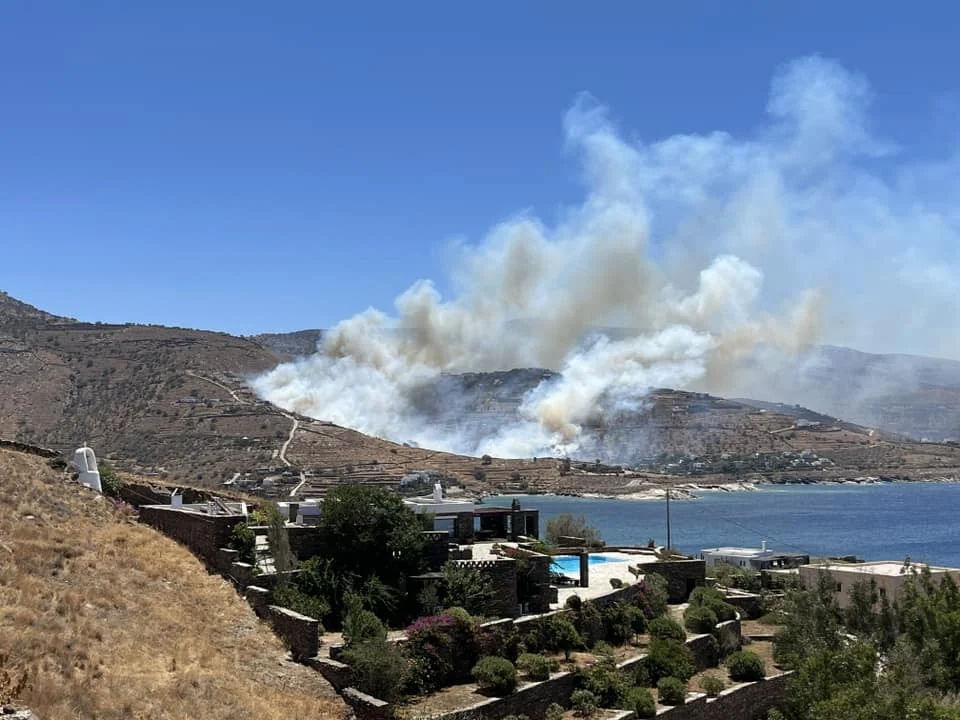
[879,588,886,599]
[836,582,842,592]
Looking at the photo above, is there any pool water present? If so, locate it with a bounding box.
[552,552,627,577]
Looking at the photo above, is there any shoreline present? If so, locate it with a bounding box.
[492,475,960,502]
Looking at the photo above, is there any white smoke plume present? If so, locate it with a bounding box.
[253,55,960,457]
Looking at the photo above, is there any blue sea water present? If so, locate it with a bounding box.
[488,483,960,567]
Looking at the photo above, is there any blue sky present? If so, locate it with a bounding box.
[2,1,958,336]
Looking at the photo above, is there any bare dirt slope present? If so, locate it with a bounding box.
[0,446,346,720]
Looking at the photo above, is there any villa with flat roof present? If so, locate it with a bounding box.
[799,561,960,608]
[403,484,539,542]
[701,542,809,571]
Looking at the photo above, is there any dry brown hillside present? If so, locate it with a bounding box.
[0,446,346,720]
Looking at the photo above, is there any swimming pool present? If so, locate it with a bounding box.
[551,552,629,577]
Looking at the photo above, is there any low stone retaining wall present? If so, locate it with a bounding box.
[263,605,319,660]
[655,672,792,720]
[419,671,580,720]
[343,688,393,720]
[307,657,354,692]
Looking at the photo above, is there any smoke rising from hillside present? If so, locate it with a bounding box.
[254,55,960,457]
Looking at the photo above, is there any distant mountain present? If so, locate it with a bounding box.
[732,345,960,442]
[249,329,323,359]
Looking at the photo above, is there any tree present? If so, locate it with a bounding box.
[318,485,425,621]
[440,562,496,617]
[545,513,603,547]
[259,501,295,579]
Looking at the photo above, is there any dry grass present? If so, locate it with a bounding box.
[0,448,346,720]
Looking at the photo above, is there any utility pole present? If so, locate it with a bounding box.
[665,486,671,554]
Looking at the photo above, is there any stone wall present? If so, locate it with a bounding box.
[426,671,580,720]
[724,592,763,620]
[645,560,706,603]
[686,632,720,671]
[285,524,326,561]
[716,617,742,655]
[457,559,518,618]
[656,673,792,720]
[422,531,451,571]
[263,605,320,660]
[307,658,354,692]
[0,439,57,458]
[342,688,393,720]
[138,505,242,567]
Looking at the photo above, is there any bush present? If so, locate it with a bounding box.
[649,616,686,641]
[544,703,565,720]
[441,563,496,617]
[601,602,634,645]
[542,615,582,659]
[627,605,647,638]
[726,650,766,681]
[626,686,657,718]
[342,638,408,702]
[405,612,480,693]
[545,513,603,547]
[472,656,517,696]
[700,675,725,697]
[657,676,687,705]
[272,584,329,627]
[517,653,553,681]
[228,521,257,565]
[573,601,604,647]
[635,574,669,618]
[646,639,695,683]
[580,657,631,707]
[342,597,387,647]
[683,605,719,634]
[570,689,599,717]
[688,586,737,623]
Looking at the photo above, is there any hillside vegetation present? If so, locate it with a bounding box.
[0,446,346,719]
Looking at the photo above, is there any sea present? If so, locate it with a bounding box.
[487,483,960,567]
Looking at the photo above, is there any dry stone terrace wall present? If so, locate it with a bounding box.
[138,505,242,567]
[655,673,792,720]
[645,560,707,603]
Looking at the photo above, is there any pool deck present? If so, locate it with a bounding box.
[554,550,660,607]
[467,543,661,608]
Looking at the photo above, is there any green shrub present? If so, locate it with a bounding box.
[342,597,387,647]
[627,605,647,638]
[726,650,766,681]
[657,676,687,705]
[626,686,657,718]
[580,657,631,707]
[228,521,257,565]
[272,584,329,627]
[688,586,737,623]
[516,653,552,681]
[570,689,599,717]
[574,601,605,647]
[649,616,686,641]
[542,615,582,659]
[683,605,719,634]
[341,638,408,702]
[472,656,517,696]
[441,563,497,617]
[443,606,473,623]
[601,602,634,645]
[646,639,695,683]
[544,703,565,720]
[700,675,725,697]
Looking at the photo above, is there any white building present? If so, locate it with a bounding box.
[799,561,960,608]
[403,482,477,536]
[701,542,810,571]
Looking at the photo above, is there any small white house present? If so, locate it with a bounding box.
[701,542,810,571]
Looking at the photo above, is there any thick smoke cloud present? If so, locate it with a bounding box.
[253,55,960,457]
